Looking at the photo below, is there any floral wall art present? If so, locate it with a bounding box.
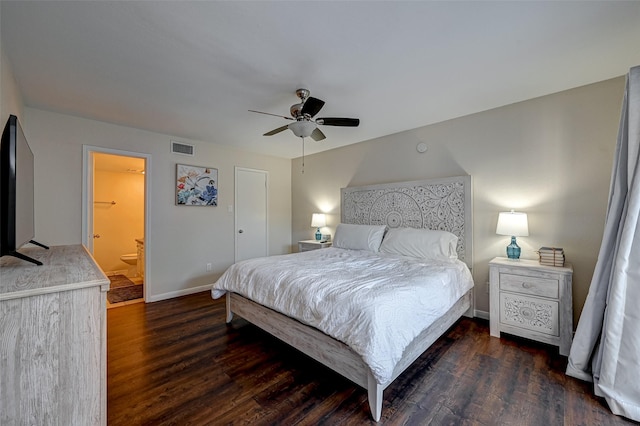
[176,164,218,206]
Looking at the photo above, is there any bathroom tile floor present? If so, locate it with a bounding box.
[106,273,144,309]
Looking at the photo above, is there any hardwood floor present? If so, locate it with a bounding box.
[107,291,636,425]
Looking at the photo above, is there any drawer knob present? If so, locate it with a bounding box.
[522,282,531,289]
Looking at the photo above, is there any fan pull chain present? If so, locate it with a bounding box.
[301,137,305,174]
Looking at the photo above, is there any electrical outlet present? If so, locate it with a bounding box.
[206,263,212,272]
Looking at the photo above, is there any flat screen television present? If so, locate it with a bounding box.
[1,114,48,265]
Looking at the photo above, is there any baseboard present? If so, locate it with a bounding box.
[147,286,491,319]
[147,284,211,303]
[474,309,489,320]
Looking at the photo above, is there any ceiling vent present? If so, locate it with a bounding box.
[171,140,194,156]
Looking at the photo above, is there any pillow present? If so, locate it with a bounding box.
[379,227,458,260]
[332,223,387,252]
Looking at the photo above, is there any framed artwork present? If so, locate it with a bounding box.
[176,164,218,206]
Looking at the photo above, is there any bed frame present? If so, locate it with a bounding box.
[225,175,473,421]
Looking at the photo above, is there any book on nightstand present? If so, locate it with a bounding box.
[537,246,565,267]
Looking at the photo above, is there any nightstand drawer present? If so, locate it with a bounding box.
[500,273,559,298]
[499,292,559,336]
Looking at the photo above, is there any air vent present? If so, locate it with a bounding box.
[171,141,194,156]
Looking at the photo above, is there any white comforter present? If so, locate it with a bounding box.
[211,247,474,385]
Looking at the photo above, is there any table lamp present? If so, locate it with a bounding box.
[311,213,326,241]
[496,210,529,259]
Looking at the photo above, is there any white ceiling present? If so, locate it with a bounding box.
[2,1,639,159]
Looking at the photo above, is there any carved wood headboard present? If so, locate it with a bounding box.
[340,176,473,267]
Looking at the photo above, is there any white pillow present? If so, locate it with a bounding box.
[333,223,387,252]
[379,227,458,260]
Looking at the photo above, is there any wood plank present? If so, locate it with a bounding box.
[107,292,636,425]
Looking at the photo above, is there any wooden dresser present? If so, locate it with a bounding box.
[0,245,109,425]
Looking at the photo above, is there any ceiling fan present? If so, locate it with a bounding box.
[249,88,360,141]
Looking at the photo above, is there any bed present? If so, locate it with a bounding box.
[211,175,474,421]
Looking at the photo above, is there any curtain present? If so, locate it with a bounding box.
[566,65,640,421]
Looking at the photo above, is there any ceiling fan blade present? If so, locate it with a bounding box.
[300,97,325,117]
[263,125,289,136]
[249,110,294,120]
[316,117,360,127]
[310,128,326,141]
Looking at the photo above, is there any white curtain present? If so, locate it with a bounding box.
[566,65,640,421]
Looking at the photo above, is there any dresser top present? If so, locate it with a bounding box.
[0,245,109,300]
[489,256,573,274]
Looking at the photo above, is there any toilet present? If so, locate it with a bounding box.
[120,253,137,277]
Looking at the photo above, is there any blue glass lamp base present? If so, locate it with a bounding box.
[506,236,521,259]
[315,228,322,241]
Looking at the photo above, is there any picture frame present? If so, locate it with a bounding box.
[176,164,218,206]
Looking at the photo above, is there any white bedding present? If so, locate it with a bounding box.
[211,247,474,385]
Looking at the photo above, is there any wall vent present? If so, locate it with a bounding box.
[171,141,194,156]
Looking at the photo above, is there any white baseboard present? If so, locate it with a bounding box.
[474,309,489,320]
[146,286,492,320]
[147,284,211,303]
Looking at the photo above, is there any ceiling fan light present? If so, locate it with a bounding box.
[288,120,316,138]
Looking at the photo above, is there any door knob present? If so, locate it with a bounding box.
[93,234,101,239]
[238,229,244,233]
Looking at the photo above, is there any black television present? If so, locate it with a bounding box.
[1,114,48,265]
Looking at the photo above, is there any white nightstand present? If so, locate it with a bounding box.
[489,257,573,356]
[298,240,333,252]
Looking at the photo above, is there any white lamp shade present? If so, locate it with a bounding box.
[311,213,326,228]
[496,211,529,237]
[289,121,316,138]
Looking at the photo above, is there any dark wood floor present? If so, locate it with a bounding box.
[107,291,636,425]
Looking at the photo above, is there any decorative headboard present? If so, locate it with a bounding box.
[341,176,473,267]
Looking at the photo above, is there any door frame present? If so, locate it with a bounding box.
[234,167,268,262]
[82,145,152,302]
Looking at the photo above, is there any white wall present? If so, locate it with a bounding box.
[3,32,624,318]
[1,41,24,125]
[25,108,292,301]
[292,77,625,323]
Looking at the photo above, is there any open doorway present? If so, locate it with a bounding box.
[82,146,151,307]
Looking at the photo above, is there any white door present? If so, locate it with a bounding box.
[235,167,268,262]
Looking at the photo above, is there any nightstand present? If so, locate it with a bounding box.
[298,240,332,252]
[489,257,573,356]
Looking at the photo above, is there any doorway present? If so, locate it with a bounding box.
[82,146,151,306]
